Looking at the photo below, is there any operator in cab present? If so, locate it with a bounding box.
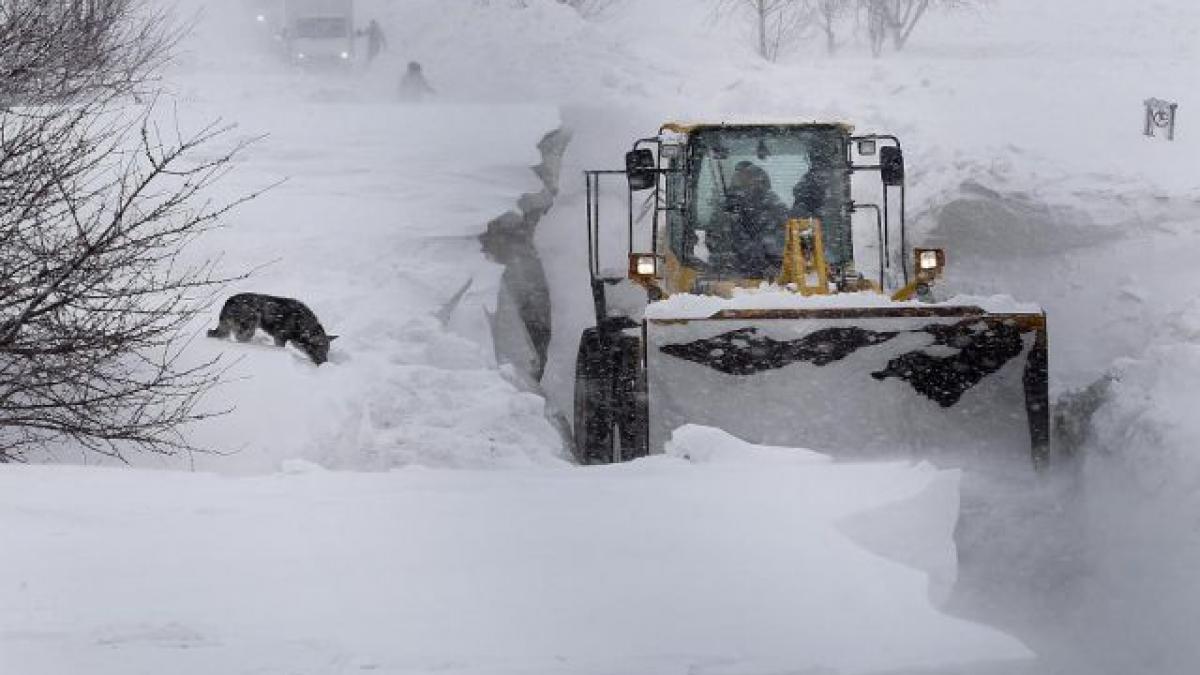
[707,161,788,279]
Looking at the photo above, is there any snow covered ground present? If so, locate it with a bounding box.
[169,98,568,474]
[0,428,1032,675]
[4,0,1200,673]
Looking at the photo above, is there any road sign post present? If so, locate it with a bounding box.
[1144,98,1179,141]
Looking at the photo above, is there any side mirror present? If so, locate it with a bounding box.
[625,149,657,192]
[660,144,683,160]
[880,146,905,186]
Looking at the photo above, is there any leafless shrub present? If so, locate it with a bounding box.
[714,0,814,62]
[556,0,618,19]
[475,0,619,17]
[0,104,261,464]
[812,0,853,54]
[712,0,983,59]
[0,1,258,463]
[859,0,976,56]
[0,0,183,106]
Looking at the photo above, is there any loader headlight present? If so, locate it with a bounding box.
[340,51,350,60]
[629,253,661,280]
[915,248,946,279]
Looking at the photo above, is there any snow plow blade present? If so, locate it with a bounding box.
[646,306,1049,469]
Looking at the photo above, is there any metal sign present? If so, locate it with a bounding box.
[1144,98,1179,140]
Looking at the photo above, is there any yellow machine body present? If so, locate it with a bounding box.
[578,122,1050,468]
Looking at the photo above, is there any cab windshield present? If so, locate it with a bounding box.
[676,126,849,280]
[294,17,351,39]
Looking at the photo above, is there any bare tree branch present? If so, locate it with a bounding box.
[714,0,813,61]
[858,0,976,56]
[0,0,185,106]
[0,1,259,463]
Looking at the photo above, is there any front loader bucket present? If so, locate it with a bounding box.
[646,306,1049,469]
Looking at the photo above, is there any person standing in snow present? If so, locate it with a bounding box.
[363,19,388,65]
[398,61,436,102]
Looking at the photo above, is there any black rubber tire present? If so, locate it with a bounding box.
[611,333,649,462]
[573,329,614,464]
[573,329,649,464]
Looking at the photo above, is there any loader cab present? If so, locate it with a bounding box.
[603,122,910,299]
[668,124,853,290]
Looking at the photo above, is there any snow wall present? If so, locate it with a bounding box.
[481,127,572,391]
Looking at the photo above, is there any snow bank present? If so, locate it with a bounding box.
[0,429,1032,674]
[1056,300,1200,673]
[1090,326,1200,499]
[644,288,1043,320]
[663,424,831,465]
[669,426,965,605]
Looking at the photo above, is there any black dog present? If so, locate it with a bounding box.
[207,293,338,365]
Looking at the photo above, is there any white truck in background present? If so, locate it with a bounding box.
[280,0,356,66]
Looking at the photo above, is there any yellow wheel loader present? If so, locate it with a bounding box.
[573,122,1050,469]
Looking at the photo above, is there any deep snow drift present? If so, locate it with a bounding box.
[0,428,1032,675]
[171,100,568,474]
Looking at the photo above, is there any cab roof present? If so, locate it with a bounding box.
[660,121,855,136]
